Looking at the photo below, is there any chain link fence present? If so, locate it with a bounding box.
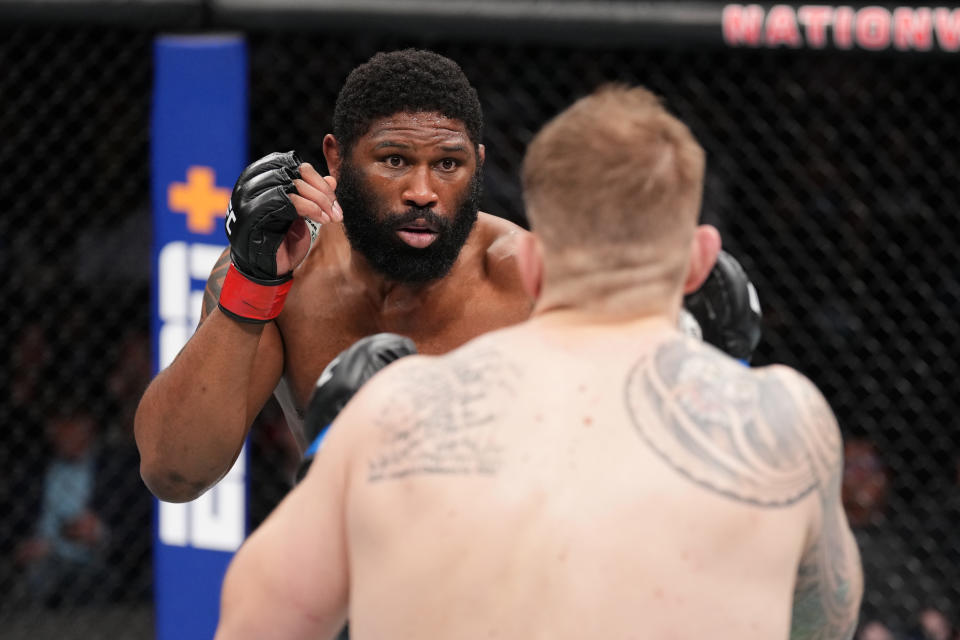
[1,10,958,640]
[0,24,157,640]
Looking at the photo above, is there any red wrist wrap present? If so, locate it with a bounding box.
[218,264,293,322]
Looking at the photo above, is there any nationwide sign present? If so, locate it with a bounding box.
[722,5,960,51]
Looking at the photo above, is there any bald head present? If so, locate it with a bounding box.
[522,85,706,288]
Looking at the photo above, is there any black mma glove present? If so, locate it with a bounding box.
[296,333,418,481]
[218,151,302,323]
[683,250,762,363]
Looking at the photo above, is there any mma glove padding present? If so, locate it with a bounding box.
[218,150,302,323]
[297,333,418,481]
[683,250,763,363]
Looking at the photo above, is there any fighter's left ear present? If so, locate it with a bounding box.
[683,224,722,294]
[516,231,544,301]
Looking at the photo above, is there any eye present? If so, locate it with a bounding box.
[385,155,404,168]
[437,158,459,171]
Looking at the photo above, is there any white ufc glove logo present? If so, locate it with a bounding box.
[225,202,237,236]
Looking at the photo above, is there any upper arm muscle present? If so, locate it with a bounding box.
[781,368,863,640]
[218,424,350,639]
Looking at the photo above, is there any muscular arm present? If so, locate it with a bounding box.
[216,381,352,640]
[783,369,863,640]
[134,249,285,502]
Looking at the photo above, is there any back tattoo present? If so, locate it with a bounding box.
[625,339,818,507]
[368,347,521,482]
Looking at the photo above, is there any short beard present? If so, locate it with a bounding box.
[336,160,481,283]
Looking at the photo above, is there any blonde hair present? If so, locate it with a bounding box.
[522,84,705,283]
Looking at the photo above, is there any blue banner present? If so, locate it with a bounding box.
[150,34,247,640]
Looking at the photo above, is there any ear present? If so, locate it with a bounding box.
[515,231,544,301]
[322,134,343,181]
[477,143,486,168]
[683,224,722,294]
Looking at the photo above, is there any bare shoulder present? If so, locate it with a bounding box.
[343,354,438,413]
[472,213,534,304]
[477,212,528,250]
[760,364,839,434]
[343,339,523,482]
[348,338,520,417]
[330,353,440,438]
[761,363,845,485]
[476,212,530,266]
[625,339,842,506]
[772,366,862,640]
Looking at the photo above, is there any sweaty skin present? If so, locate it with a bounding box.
[134,113,533,502]
[216,322,863,640]
[236,211,531,445]
[215,83,861,640]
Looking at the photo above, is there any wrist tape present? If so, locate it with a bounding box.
[218,263,293,323]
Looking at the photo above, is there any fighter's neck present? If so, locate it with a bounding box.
[530,303,680,332]
[531,265,684,328]
[346,247,467,317]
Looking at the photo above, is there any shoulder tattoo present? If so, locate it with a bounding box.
[791,531,860,640]
[624,340,818,507]
[627,341,860,636]
[789,376,861,640]
[367,347,521,482]
[200,251,232,323]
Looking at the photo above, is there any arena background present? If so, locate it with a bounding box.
[1,1,958,638]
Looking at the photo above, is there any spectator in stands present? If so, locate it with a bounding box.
[907,607,955,640]
[844,438,958,637]
[100,326,157,602]
[105,328,153,442]
[843,437,905,631]
[14,408,108,606]
[858,620,896,640]
[9,324,52,413]
[843,438,890,529]
[1,325,54,548]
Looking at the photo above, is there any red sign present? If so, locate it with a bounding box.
[723,5,960,51]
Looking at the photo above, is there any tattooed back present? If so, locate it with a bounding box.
[333,321,861,640]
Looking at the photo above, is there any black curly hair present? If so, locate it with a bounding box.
[333,49,483,157]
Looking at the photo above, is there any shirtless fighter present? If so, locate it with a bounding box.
[135,49,760,503]
[215,85,861,639]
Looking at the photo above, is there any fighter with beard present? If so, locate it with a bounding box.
[134,49,537,502]
[134,49,756,504]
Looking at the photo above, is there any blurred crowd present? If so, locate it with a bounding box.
[846,437,960,640]
[0,314,155,609]
[0,301,302,613]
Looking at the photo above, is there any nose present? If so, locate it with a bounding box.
[401,166,438,208]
